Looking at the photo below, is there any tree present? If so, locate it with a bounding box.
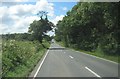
[28,11,53,43]
[55,2,119,55]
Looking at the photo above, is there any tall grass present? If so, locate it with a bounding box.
[2,39,50,77]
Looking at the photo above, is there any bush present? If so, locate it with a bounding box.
[2,40,43,77]
[99,35,118,55]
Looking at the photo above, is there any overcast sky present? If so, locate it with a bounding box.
[0,0,77,34]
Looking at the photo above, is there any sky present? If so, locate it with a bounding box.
[0,0,77,35]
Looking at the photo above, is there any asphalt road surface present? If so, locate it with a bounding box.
[30,42,118,78]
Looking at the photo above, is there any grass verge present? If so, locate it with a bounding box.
[2,40,50,77]
[57,41,119,63]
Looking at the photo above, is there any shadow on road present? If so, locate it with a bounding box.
[49,48,66,50]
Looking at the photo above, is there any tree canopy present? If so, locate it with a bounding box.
[28,11,54,43]
[55,2,119,55]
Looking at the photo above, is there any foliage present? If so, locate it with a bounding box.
[2,39,50,77]
[2,11,53,77]
[28,11,54,43]
[55,2,119,55]
[2,33,34,41]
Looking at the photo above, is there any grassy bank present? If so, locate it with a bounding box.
[57,41,119,63]
[2,39,50,77]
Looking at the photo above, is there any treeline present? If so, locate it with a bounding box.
[2,33,52,77]
[55,2,119,55]
[2,33,52,42]
[2,11,54,77]
[2,33,32,41]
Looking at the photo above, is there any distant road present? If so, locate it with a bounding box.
[30,42,118,78]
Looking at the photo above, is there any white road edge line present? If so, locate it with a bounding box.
[69,55,74,59]
[75,51,118,64]
[85,67,101,78]
[33,49,50,79]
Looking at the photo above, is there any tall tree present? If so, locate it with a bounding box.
[55,2,119,55]
[28,11,53,43]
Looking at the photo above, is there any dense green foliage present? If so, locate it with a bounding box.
[2,33,34,41]
[28,12,54,43]
[2,11,53,77]
[2,33,52,43]
[55,2,119,55]
[2,38,50,77]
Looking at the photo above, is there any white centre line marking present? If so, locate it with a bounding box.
[85,67,101,78]
[33,49,50,79]
[69,55,74,59]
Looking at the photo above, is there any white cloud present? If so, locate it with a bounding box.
[1,0,34,2]
[0,24,10,34]
[14,0,29,2]
[12,16,39,33]
[33,0,54,16]
[0,0,54,34]
[51,15,64,25]
[62,7,67,11]
[9,4,34,16]
[1,16,40,34]
[47,15,64,36]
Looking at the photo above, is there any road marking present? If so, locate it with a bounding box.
[75,51,118,64]
[85,67,101,78]
[69,55,74,59]
[33,49,50,79]
[64,52,66,53]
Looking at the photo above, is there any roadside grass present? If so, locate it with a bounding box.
[0,50,1,77]
[0,52,1,60]
[57,41,119,63]
[76,49,119,63]
[6,49,46,77]
[2,39,50,77]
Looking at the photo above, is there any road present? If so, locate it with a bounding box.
[30,42,118,78]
